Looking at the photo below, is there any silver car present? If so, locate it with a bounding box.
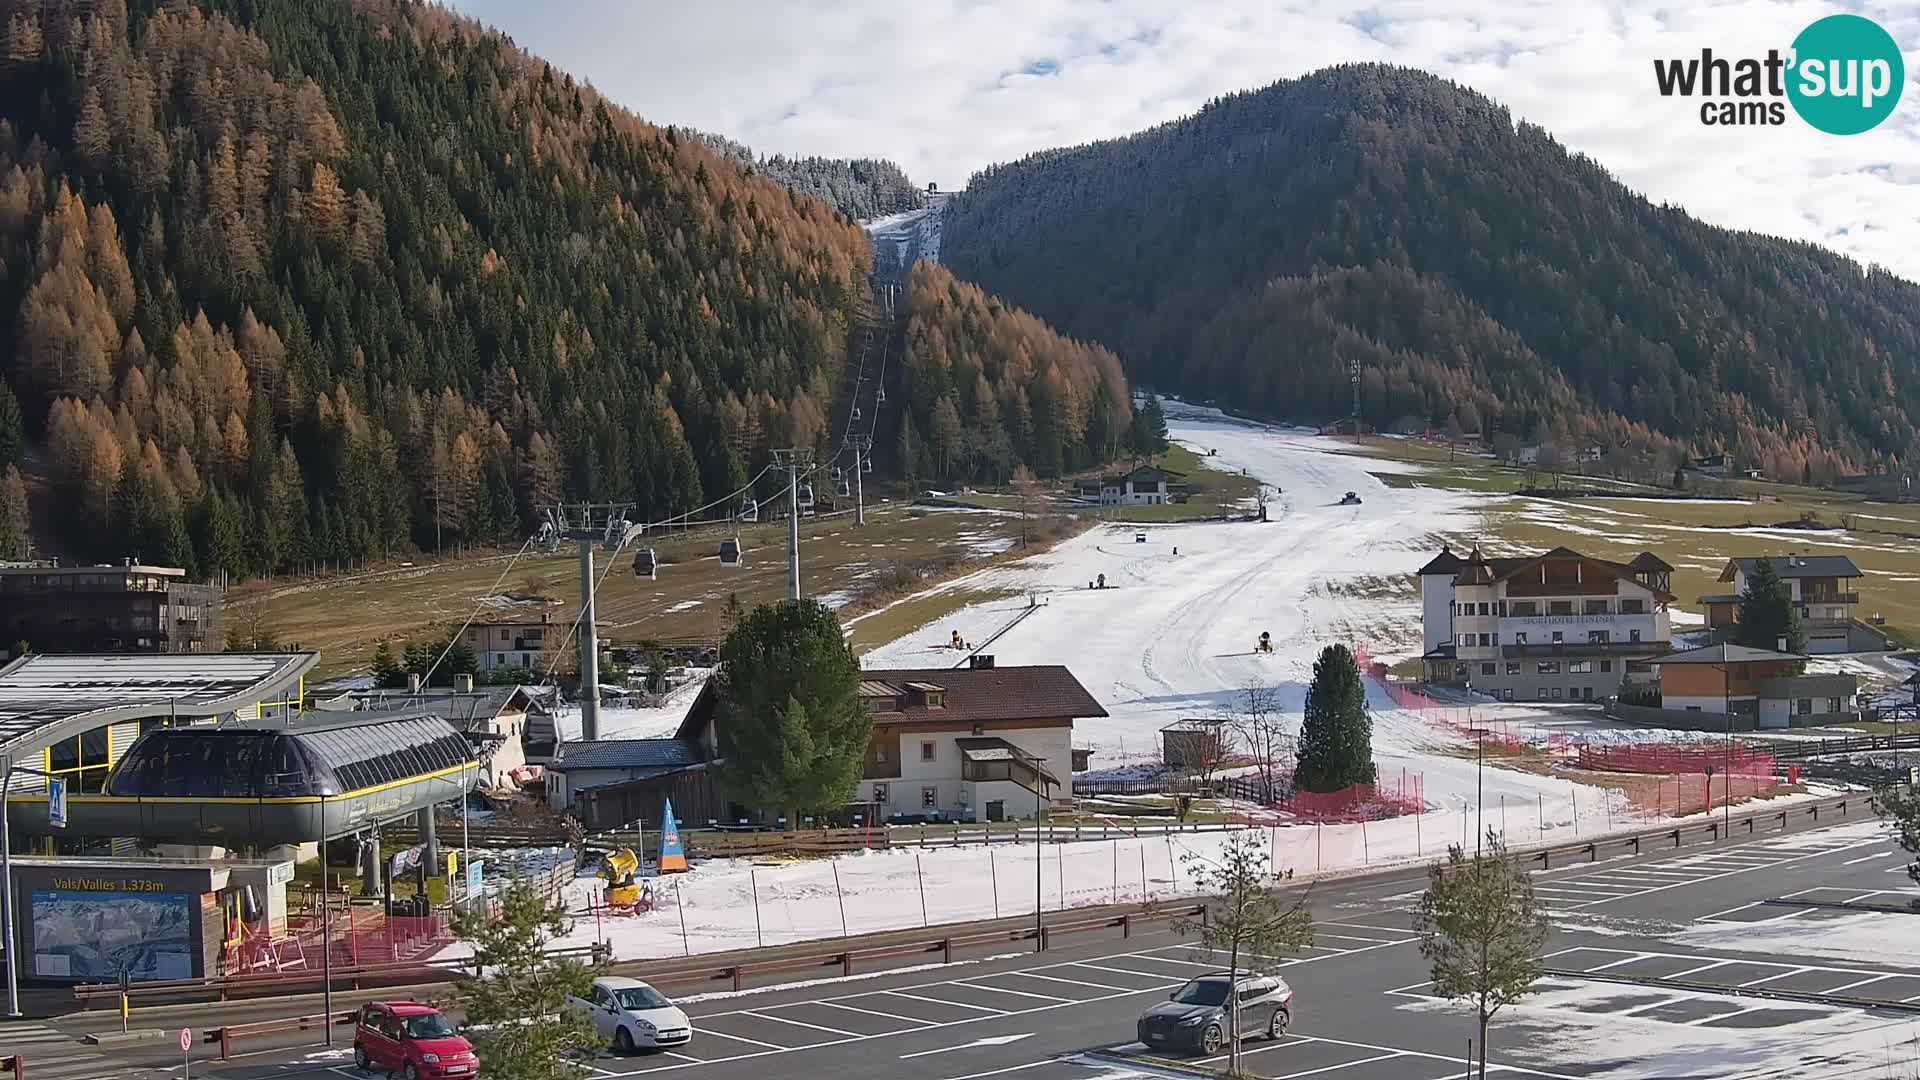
[1135,972,1294,1055]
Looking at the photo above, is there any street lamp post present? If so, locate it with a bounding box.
[321,789,333,1044]
[1034,781,1044,953]
[1467,681,1482,857]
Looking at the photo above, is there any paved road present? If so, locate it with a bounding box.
[17,802,1910,1080]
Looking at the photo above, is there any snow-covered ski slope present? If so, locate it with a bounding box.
[866,193,947,278]
[862,403,1631,815]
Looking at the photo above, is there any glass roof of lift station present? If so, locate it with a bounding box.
[107,710,474,799]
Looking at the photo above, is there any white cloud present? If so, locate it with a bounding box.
[447,0,1920,279]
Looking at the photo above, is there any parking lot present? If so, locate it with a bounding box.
[575,922,1417,1076]
[1514,826,1879,913]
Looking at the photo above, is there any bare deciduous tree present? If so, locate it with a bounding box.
[1227,679,1287,804]
[1174,832,1314,1074]
[1413,832,1549,1080]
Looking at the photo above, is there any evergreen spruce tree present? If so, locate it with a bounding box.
[371,640,406,688]
[1734,558,1806,655]
[450,880,603,1077]
[713,600,871,821]
[1296,643,1376,793]
[1130,395,1169,456]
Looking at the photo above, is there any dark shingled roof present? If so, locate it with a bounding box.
[551,738,702,772]
[1724,556,1864,581]
[1417,547,1465,575]
[856,665,1108,725]
[675,664,1107,742]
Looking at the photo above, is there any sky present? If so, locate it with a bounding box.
[446,0,1920,280]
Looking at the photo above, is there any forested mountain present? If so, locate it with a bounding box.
[695,132,926,222]
[0,0,880,574]
[943,64,1920,480]
[897,261,1131,490]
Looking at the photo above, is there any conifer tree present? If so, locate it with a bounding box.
[1297,644,1376,793]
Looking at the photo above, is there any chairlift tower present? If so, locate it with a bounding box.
[538,502,638,742]
[850,435,873,527]
[770,449,815,602]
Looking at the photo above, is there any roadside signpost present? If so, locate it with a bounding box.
[47,777,65,830]
[180,1026,193,1077]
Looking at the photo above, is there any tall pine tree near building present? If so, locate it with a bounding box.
[1735,559,1806,655]
[713,599,872,821]
[1297,644,1376,793]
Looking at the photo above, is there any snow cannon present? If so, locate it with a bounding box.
[1258,631,1273,654]
[600,847,643,909]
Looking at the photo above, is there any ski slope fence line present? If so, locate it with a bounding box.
[1221,770,1427,823]
[549,775,1733,963]
[1352,645,1529,752]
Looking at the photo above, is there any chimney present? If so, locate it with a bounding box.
[454,673,474,693]
[407,672,422,694]
[1776,637,1789,653]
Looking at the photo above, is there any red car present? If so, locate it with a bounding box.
[354,1001,479,1078]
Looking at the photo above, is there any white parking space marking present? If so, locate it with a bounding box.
[816,1000,937,1026]
[690,1029,793,1051]
[954,980,1073,1003]
[1826,974,1895,994]
[739,1010,861,1037]
[882,990,1008,1014]
[1843,851,1895,865]
[1267,1052,1406,1077]
[1016,970,1139,993]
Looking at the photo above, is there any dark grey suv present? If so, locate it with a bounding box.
[1135,972,1293,1055]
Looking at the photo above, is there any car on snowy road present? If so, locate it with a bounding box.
[567,976,693,1054]
[1135,972,1293,1055]
[1339,491,1362,505]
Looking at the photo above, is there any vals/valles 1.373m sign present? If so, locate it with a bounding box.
[1653,14,1905,134]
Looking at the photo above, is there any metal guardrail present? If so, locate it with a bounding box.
[206,1009,361,1060]
[71,943,610,1009]
[630,902,1209,993]
[1514,794,1855,871]
[62,794,1862,1018]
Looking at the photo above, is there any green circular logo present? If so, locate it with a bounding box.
[1786,14,1905,135]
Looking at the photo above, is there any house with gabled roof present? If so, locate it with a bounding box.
[1699,555,1888,654]
[1416,545,1675,701]
[674,657,1108,824]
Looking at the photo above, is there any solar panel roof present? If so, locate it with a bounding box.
[0,652,319,759]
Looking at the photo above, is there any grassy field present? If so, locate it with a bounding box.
[1338,436,1920,646]
[233,503,1035,677]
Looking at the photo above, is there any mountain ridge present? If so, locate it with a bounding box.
[941,62,1920,480]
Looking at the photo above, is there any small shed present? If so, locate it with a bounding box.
[1161,718,1230,771]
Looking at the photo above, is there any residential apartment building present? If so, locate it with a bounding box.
[1418,545,1674,702]
[0,561,222,655]
[1699,555,1887,654]
[457,614,605,673]
[1651,643,1859,728]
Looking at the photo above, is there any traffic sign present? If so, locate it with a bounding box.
[48,776,66,829]
[180,1027,192,1052]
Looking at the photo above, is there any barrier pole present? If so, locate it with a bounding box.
[832,862,849,937]
[674,878,690,957]
[916,854,929,927]
[750,870,763,948]
[990,848,1000,917]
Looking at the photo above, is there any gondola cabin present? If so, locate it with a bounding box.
[739,497,759,523]
[836,476,851,498]
[852,406,862,421]
[796,482,815,511]
[862,454,874,474]
[632,547,657,580]
[718,537,743,567]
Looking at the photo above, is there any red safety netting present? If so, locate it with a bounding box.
[1576,743,1775,777]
